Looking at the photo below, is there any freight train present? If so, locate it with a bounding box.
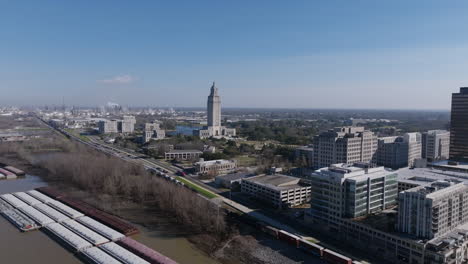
[255,220,355,264]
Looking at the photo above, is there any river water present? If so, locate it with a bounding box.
[0,175,219,264]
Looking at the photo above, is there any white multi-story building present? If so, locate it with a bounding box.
[241,174,311,208]
[422,130,450,161]
[397,181,468,239]
[377,132,422,169]
[143,122,165,143]
[311,127,378,169]
[194,159,237,175]
[98,119,119,134]
[309,163,398,222]
[119,115,136,133]
[194,82,236,139]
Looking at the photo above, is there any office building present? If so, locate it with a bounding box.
[311,127,378,169]
[194,159,237,175]
[450,87,468,162]
[119,115,136,133]
[144,122,165,143]
[376,133,422,169]
[98,116,136,134]
[397,181,468,239]
[98,119,119,134]
[422,130,450,161]
[164,149,203,160]
[194,82,236,138]
[309,163,398,221]
[241,174,311,208]
[295,145,314,167]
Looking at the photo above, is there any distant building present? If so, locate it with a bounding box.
[215,172,251,188]
[144,122,165,143]
[295,145,314,167]
[241,174,311,208]
[98,116,136,134]
[98,119,119,134]
[194,159,237,175]
[311,127,378,169]
[164,149,203,160]
[397,181,468,239]
[422,130,450,161]
[450,87,468,162]
[309,163,398,221]
[119,115,136,133]
[194,82,236,139]
[376,132,422,169]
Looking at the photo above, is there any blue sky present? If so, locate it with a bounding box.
[1,1,468,109]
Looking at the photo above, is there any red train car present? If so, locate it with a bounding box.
[117,237,178,264]
[298,239,324,257]
[278,230,300,247]
[322,249,352,264]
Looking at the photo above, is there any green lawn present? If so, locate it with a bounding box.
[175,176,218,199]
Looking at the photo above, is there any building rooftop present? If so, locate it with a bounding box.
[195,159,235,165]
[314,163,394,182]
[243,174,308,191]
[216,172,252,181]
[166,149,203,154]
[397,167,468,187]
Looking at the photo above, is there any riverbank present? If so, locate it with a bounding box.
[0,151,315,264]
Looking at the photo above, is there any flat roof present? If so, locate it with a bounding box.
[166,149,202,154]
[243,174,308,190]
[397,167,468,187]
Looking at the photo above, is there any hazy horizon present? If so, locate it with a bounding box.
[2,1,468,109]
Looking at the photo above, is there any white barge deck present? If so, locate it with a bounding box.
[62,219,109,246]
[45,223,93,252]
[1,209,39,231]
[33,203,70,223]
[1,194,28,208]
[47,200,84,219]
[13,192,42,206]
[77,216,125,241]
[26,190,53,203]
[81,246,122,264]
[100,242,150,264]
[18,205,55,227]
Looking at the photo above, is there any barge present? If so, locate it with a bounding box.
[47,200,84,219]
[13,192,42,206]
[1,209,39,232]
[76,216,125,241]
[0,199,14,212]
[117,237,178,264]
[81,247,122,264]
[0,168,16,179]
[1,194,28,208]
[62,219,109,246]
[18,205,55,227]
[33,203,70,223]
[27,190,54,203]
[100,242,150,264]
[45,222,93,252]
[3,166,25,176]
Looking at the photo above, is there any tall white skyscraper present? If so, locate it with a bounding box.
[194,82,236,138]
[207,82,221,128]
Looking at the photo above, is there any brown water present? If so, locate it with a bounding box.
[0,175,219,264]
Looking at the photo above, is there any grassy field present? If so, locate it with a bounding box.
[175,176,218,199]
[235,155,257,166]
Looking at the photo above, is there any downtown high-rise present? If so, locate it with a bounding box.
[450,88,468,161]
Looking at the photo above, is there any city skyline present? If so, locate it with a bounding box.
[2,1,468,109]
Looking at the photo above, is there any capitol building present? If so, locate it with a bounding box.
[194,82,236,139]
